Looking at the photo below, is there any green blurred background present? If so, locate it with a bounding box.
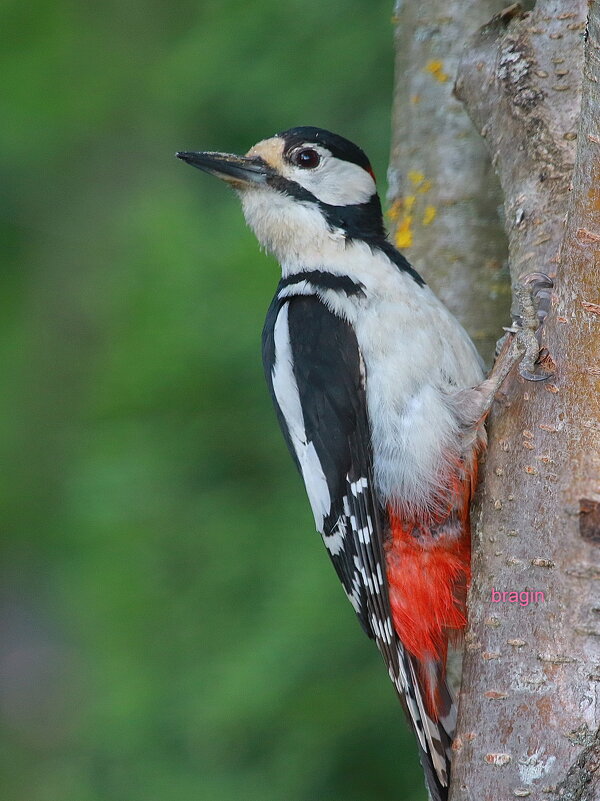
[1,1,427,798]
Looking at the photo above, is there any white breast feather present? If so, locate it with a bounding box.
[242,188,484,512]
[293,242,483,513]
[352,260,484,512]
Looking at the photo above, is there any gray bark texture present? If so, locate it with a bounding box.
[452,2,599,799]
[389,1,513,365]
[391,1,600,799]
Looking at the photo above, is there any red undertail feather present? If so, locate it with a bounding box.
[384,452,480,718]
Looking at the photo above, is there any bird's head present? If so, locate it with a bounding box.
[177,127,386,267]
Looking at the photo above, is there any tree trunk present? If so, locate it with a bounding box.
[390,2,600,799]
[389,0,512,365]
[451,2,600,799]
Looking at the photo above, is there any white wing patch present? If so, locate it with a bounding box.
[322,517,346,556]
[350,477,369,495]
[271,304,331,530]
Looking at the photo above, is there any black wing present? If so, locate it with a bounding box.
[263,291,376,634]
[262,289,452,800]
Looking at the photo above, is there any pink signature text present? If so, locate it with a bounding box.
[491,588,546,607]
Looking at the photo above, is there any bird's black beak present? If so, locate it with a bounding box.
[176,151,273,186]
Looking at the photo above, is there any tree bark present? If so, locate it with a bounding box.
[389,1,512,365]
[448,3,600,799]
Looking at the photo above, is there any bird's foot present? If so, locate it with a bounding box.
[457,273,554,426]
[494,272,554,381]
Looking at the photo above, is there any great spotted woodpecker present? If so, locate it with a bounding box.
[177,127,546,801]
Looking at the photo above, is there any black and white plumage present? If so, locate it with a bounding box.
[262,272,453,800]
[177,127,488,801]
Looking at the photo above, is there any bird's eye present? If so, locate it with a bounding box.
[292,148,321,169]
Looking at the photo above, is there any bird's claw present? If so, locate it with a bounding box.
[518,367,550,382]
[511,272,554,381]
[515,320,544,379]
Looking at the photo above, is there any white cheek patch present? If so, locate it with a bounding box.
[286,155,376,207]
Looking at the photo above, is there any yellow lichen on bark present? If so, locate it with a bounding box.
[424,59,449,82]
[388,174,436,248]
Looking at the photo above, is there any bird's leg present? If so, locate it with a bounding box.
[498,271,553,381]
[454,272,554,426]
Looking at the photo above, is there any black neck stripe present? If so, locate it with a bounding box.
[267,175,425,288]
[267,174,386,240]
[279,271,366,297]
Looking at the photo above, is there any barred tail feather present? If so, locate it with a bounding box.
[342,426,453,798]
[406,653,455,801]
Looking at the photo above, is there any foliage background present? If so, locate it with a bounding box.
[1,1,426,798]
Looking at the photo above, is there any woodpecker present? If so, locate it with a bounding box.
[177,127,546,801]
